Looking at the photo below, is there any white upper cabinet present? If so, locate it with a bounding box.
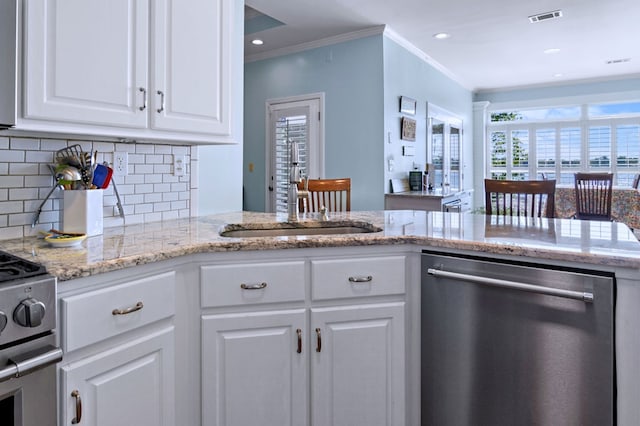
[23,0,149,128]
[152,0,233,135]
[21,0,240,144]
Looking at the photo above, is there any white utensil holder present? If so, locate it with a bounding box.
[63,189,104,236]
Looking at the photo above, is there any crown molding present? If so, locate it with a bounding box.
[382,27,472,91]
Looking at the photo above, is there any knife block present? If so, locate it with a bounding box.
[63,189,104,236]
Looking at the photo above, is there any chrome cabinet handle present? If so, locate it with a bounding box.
[138,87,147,111]
[315,328,322,352]
[240,282,267,290]
[157,90,165,113]
[71,390,82,424]
[296,328,302,354]
[348,275,373,283]
[112,301,144,316]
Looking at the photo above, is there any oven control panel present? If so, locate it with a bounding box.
[0,275,56,346]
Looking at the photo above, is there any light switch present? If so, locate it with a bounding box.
[173,155,186,176]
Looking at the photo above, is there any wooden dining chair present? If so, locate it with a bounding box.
[298,178,351,212]
[574,172,613,221]
[484,179,556,218]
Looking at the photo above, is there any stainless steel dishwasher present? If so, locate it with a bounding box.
[421,251,614,426]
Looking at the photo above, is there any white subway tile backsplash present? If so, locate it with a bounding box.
[146,154,163,164]
[172,146,189,155]
[9,188,39,200]
[10,138,39,150]
[135,184,154,194]
[2,150,26,162]
[0,201,23,214]
[26,151,54,163]
[9,163,40,175]
[144,193,162,203]
[40,139,69,151]
[144,174,163,184]
[135,164,154,174]
[0,135,192,240]
[135,144,154,154]
[154,145,172,154]
[1,176,25,188]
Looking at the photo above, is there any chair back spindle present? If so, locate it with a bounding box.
[574,173,613,221]
[484,179,556,218]
[299,178,351,213]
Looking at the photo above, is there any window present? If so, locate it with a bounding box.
[486,101,640,186]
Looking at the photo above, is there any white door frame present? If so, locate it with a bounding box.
[264,92,325,212]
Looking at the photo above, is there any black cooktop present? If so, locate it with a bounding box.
[0,251,47,283]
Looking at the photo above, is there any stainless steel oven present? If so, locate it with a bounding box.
[0,252,62,426]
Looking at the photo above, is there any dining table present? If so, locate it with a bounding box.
[554,186,640,230]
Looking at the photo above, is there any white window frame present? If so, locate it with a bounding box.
[485,95,640,186]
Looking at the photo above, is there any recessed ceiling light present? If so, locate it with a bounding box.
[544,48,561,54]
[552,73,563,78]
[433,33,451,40]
[251,39,264,46]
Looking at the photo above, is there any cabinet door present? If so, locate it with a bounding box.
[311,303,405,426]
[23,0,149,127]
[152,0,233,135]
[60,327,175,426]
[202,309,307,426]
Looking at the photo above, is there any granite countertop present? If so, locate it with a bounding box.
[1,211,639,281]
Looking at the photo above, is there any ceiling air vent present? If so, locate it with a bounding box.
[528,10,563,23]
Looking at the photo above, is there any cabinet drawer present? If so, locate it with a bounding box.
[311,256,406,300]
[201,261,305,308]
[61,272,176,352]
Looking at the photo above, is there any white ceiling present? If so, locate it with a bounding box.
[244,0,640,92]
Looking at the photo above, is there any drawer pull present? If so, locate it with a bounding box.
[296,328,302,354]
[315,328,322,353]
[71,390,82,424]
[240,282,267,290]
[348,275,373,283]
[112,301,144,316]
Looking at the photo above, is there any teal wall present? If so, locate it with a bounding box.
[243,33,477,212]
[382,37,474,193]
[244,36,385,211]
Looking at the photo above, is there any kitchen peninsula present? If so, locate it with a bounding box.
[3,211,638,425]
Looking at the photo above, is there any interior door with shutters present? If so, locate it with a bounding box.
[266,95,323,213]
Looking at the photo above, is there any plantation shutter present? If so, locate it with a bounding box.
[274,115,308,213]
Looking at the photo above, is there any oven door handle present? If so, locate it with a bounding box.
[0,345,63,383]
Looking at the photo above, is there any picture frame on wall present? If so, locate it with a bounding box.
[401,117,416,141]
[399,96,417,115]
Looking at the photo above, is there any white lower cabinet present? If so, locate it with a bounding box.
[200,254,407,426]
[60,326,175,426]
[58,268,177,426]
[311,303,405,426]
[202,309,308,426]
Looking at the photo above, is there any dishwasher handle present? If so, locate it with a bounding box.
[427,268,594,303]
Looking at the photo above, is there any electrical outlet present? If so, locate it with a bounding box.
[114,152,128,176]
[173,155,185,176]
